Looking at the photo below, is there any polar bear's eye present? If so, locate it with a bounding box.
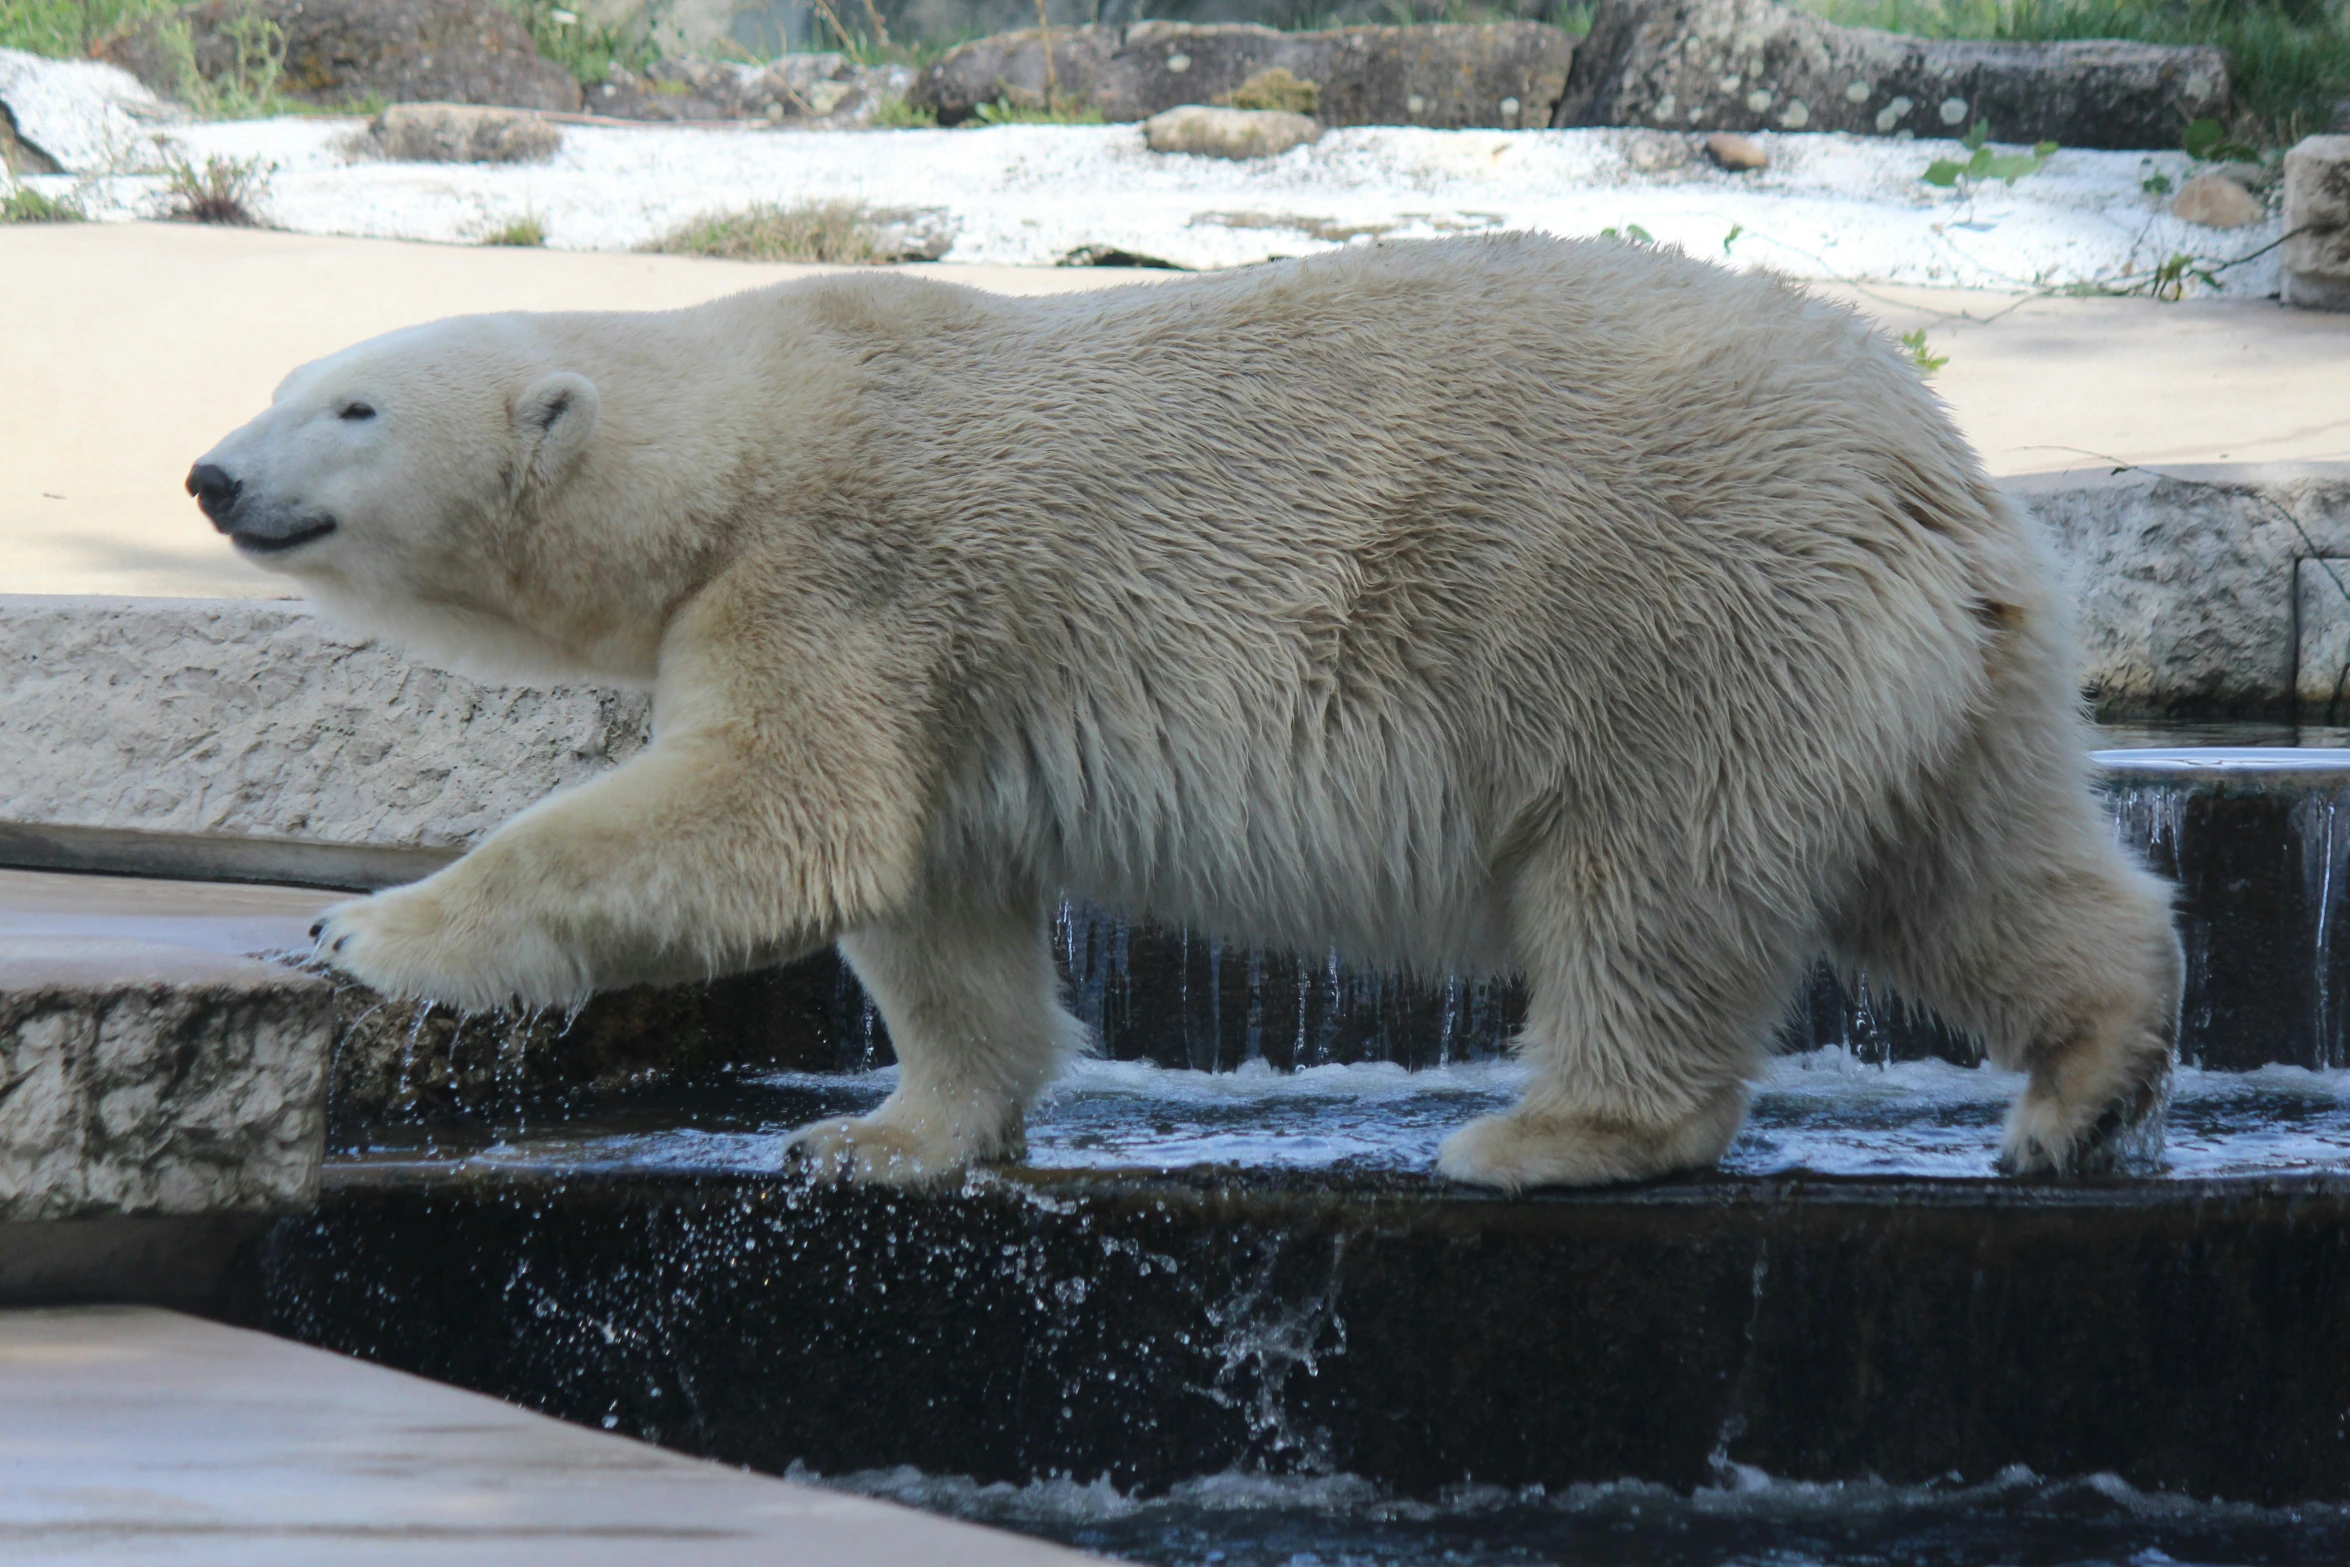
[339,402,376,421]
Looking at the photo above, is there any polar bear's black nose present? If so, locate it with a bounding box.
[186,463,242,524]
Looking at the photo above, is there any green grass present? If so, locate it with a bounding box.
[1,182,85,220]
[483,214,545,246]
[967,96,1106,125]
[867,95,938,128]
[0,0,175,57]
[1796,0,2349,147]
[495,0,658,88]
[649,199,892,263]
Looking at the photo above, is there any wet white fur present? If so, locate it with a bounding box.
[197,234,2181,1189]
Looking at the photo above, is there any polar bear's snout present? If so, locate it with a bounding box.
[186,455,341,554]
[185,463,240,522]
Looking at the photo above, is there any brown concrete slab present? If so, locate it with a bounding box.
[6,222,2346,599]
[0,1304,1102,1564]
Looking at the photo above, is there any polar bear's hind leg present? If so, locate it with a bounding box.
[1437,848,1807,1191]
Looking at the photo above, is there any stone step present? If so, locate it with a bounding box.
[266,1162,2350,1505]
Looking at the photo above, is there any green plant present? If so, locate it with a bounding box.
[158,148,268,223]
[868,95,939,128]
[966,96,1105,125]
[1899,328,1950,374]
[484,214,545,246]
[649,199,892,263]
[1598,222,1656,243]
[2138,249,2225,298]
[1722,222,1745,252]
[158,0,287,119]
[1923,120,2059,189]
[2181,114,2263,161]
[0,0,176,58]
[1,182,85,220]
[497,0,657,87]
[2141,166,2175,194]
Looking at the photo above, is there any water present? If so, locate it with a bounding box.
[349,1050,2350,1183]
[809,1463,2350,1567]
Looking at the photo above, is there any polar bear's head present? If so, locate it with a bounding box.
[190,315,632,682]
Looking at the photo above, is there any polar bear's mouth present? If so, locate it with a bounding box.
[232,517,339,555]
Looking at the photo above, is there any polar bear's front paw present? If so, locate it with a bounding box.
[1437,1089,1747,1193]
[310,886,583,1011]
[783,1109,1022,1188]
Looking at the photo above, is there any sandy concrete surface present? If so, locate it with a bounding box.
[0,1304,1104,1565]
[0,866,332,971]
[5,222,2346,598]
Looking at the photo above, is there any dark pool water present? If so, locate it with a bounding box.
[813,1462,2350,1567]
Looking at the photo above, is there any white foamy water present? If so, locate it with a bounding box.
[369,1050,2350,1183]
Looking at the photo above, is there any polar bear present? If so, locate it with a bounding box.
[189,234,2180,1190]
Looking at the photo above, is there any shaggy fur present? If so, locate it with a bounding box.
[192,234,2182,1189]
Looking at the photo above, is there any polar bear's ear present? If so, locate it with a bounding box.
[511,372,600,494]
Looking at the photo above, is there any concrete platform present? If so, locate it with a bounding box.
[4,222,2346,598]
[0,1304,1100,1564]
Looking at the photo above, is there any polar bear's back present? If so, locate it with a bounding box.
[789,237,2047,971]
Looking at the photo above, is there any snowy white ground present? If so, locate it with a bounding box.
[3,46,2286,295]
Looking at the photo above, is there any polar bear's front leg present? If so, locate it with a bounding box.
[786,897,1083,1187]
[311,728,872,1009]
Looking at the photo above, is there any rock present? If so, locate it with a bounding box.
[587,53,914,127]
[2168,170,2263,229]
[913,21,1576,130]
[1554,0,2229,150]
[368,102,560,163]
[98,0,581,113]
[0,945,330,1221]
[1144,104,1320,160]
[0,47,185,177]
[1703,130,1767,171]
[2283,135,2350,312]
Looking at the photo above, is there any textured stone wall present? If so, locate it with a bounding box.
[0,597,648,859]
[0,948,332,1221]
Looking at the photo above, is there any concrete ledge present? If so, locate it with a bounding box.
[0,1304,1102,1564]
[0,595,647,867]
[0,943,330,1223]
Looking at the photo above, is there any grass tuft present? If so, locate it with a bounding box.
[649,199,892,263]
[2,182,84,220]
[494,0,657,88]
[484,214,546,246]
[967,96,1105,126]
[868,95,939,128]
[159,148,267,223]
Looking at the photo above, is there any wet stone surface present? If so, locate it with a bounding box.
[268,1151,2350,1509]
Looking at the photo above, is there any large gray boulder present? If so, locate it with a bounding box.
[1554,0,2229,149]
[100,0,582,114]
[586,52,916,127]
[913,21,1576,129]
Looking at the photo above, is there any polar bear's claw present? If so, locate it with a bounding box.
[783,1114,999,1188]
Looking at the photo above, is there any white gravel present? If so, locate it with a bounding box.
[4,47,2285,295]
